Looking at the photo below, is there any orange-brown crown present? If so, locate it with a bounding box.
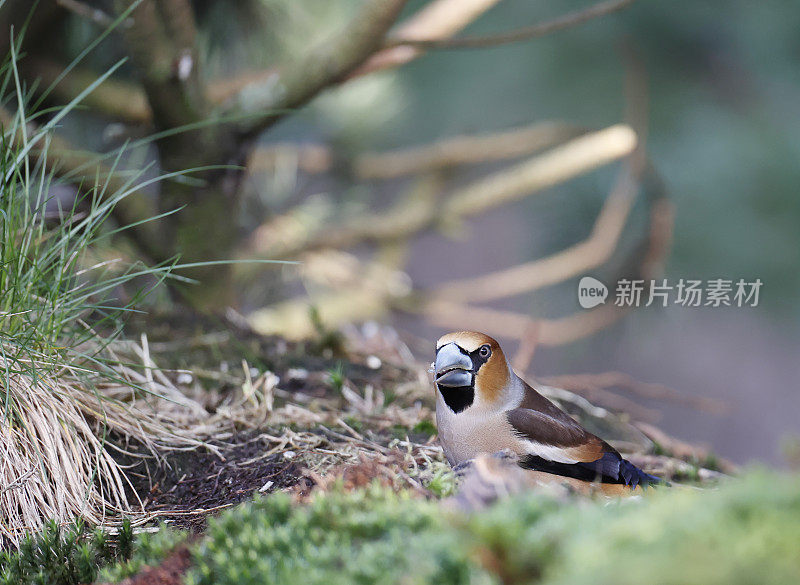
[435,331,509,404]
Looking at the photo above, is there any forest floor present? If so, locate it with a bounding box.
[119,315,731,532]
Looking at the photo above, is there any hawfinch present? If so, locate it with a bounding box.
[433,331,659,493]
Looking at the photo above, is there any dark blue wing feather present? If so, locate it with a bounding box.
[520,451,660,488]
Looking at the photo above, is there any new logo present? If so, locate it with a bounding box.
[578,276,608,309]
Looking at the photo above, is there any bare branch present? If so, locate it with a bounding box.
[431,46,651,304]
[40,0,620,128]
[542,378,662,423]
[354,0,502,76]
[541,372,729,415]
[421,299,630,347]
[226,0,408,139]
[207,68,279,106]
[240,174,444,277]
[35,0,492,125]
[418,170,673,349]
[246,121,586,180]
[25,61,275,126]
[356,122,586,180]
[27,58,151,123]
[441,123,636,217]
[389,0,637,50]
[244,151,672,343]
[431,158,640,303]
[244,124,636,260]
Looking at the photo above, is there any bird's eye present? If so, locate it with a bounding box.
[478,344,491,358]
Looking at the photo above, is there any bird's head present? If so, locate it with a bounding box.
[433,331,511,414]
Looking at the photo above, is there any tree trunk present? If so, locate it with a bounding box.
[157,168,242,312]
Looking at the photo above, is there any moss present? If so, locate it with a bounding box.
[426,467,458,498]
[98,524,187,583]
[463,470,800,585]
[326,361,346,393]
[342,416,365,433]
[185,484,495,585]
[22,470,794,585]
[0,519,134,585]
[412,419,438,438]
[390,423,412,438]
[540,470,800,585]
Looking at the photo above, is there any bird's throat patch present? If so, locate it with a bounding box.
[438,385,474,414]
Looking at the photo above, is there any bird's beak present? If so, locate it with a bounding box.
[434,343,473,387]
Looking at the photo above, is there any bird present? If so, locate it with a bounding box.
[432,331,660,495]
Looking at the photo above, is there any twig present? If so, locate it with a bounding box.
[541,372,729,415]
[443,123,636,218]
[355,122,586,180]
[354,0,503,76]
[389,0,637,50]
[418,170,673,348]
[511,322,541,374]
[546,382,661,423]
[22,57,151,124]
[243,174,443,269]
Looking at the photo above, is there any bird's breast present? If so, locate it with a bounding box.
[435,401,523,466]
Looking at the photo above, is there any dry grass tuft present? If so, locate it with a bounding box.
[291,453,431,502]
[1,366,131,545]
[0,339,212,547]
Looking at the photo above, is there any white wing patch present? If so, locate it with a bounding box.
[520,439,580,464]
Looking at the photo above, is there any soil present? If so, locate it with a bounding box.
[108,546,192,585]
[115,317,426,532]
[123,430,306,532]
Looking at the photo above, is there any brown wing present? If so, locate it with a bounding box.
[509,379,608,463]
[508,380,660,488]
[506,407,607,463]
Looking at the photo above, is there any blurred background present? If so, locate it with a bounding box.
[382,0,800,466]
[6,0,799,465]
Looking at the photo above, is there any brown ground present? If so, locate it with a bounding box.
[103,321,727,583]
[108,546,192,585]
[115,320,435,531]
[123,431,306,531]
